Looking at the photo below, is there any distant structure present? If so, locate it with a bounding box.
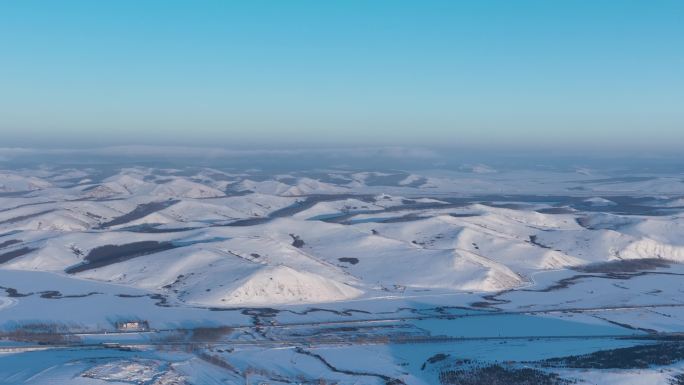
[115,320,150,332]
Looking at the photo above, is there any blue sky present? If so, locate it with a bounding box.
[0,1,682,150]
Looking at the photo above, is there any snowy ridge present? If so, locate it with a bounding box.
[2,166,684,307]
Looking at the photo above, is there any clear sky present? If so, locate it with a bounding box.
[1,0,682,150]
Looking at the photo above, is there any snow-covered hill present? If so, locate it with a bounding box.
[2,166,684,307]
